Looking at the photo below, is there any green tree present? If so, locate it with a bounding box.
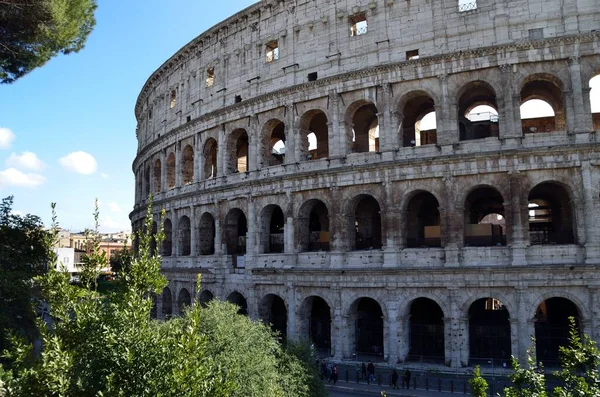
[0,196,51,355]
[469,365,489,397]
[553,317,600,397]
[0,0,97,83]
[503,344,547,397]
[1,200,326,397]
[109,247,134,277]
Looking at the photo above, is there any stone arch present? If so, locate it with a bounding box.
[161,287,172,318]
[198,289,214,307]
[404,190,441,248]
[223,208,247,255]
[345,100,379,153]
[520,73,566,132]
[464,185,506,247]
[226,291,248,315]
[528,181,576,245]
[202,138,218,179]
[162,218,173,256]
[348,297,385,360]
[181,144,194,185]
[178,215,191,256]
[348,194,382,251]
[198,212,216,255]
[166,152,176,189]
[297,199,330,252]
[457,80,499,141]
[177,288,191,315]
[468,297,512,365]
[259,204,285,254]
[407,297,445,363]
[534,296,582,364]
[298,295,332,355]
[144,164,151,198]
[397,90,437,147]
[153,158,161,193]
[299,109,329,160]
[261,118,286,167]
[259,293,288,339]
[227,128,249,174]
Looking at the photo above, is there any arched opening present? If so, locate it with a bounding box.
[408,298,445,363]
[149,221,157,256]
[226,291,248,316]
[300,110,329,160]
[161,287,172,318]
[260,205,285,254]
[228,129,249,173]
[177,288,191,315]
[259,294,287,339]
[350,102,379,153]
[203,138,218,179]
[166,152,176,189]
[144,165,150,198]
[405,191,441,248]
[350,297,384,361]
[224,209,247,256]
[198,212,216,255]
[464,187,506,246]
[458,81,499,141]
[262,119,286,167]
[178,216,191,256]
[297,199,330,252]
[300,296,331,356]
[162,218,173,256]
[591,74,600,130]
[198,290,214,308]
[153,159,161,193]
[352,195,382,251]
[535,297,581,365]
[520,74,565,133]
[181,145,194,185]
[401,93,437,147]
[469,298,511,366]
[528,182,575,245]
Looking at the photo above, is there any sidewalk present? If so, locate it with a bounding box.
[325,378,471,396]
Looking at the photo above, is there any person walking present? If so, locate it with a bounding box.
[391,369,399,389]
[403,369,411,389]
[367,361,375,383]
[361,362,367,381]
[332,365,338,385]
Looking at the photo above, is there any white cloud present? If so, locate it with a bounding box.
[100,215,131,232]
[0,128,15,149]
[0,168,45,188]
[100,172,109,179]
[6,151,45,171]
[59,151,97,175]
[12,210,24,216]
[107,201,121,213]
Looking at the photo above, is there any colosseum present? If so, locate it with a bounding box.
[131,0,600,368]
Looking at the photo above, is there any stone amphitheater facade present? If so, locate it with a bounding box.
[131,0,600,368]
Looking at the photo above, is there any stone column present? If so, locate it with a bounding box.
[160,149,167,193]
[589,287,600,347]
[214,217,222,255]
[568,56,594,133]
[194,135,202,183]
[436,74,455,146]
[172,287,179,317]
[386,303,400,364]
[247,198,258,259]
[175,142,182,187]
[458,317,470,367]
[285,216,294,254]
[328,90,344,158]
[516,288,534,363]
[156,295,164,320]
[248,115,259,172]
[510,172,528,265]
[582,162,600,264]
[284,105,296,164]
[379,83,398,152]
[189,206,197,257]
[218,126,227,176]
[499,64,521,144]
[442,175,462,267]
[331,309,345,360]
[397,315,410,362]
[171,209,180,256]
[287,284,297,341]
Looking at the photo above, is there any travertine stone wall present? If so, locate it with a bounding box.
[132,0,600,368]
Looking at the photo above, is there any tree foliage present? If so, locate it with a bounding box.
[0,196,51,355]
[469,365,489,397]
[503,344,547,397]
[0,0,97,83]
[1,200,326,397]
[109,246,134,277]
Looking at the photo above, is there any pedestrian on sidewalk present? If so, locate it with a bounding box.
[361,362,367,381]
[403,369,411,389]
[332,365,338,385]
[367,361,375,383]
[391,369,399,389]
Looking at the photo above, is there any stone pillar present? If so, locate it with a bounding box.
[189,206,197,256]
[172,287,179,317]
[582,162,600,264]
[218,126,227,176]
[386,303,400,364]
[589,287,600,347]
[287,284,297,341]
[397,315,410,362]
[379,83,398,152]
[285,216,294,254]
[568,56,594,133]
[214,219,222,255]
[442,175,462,267]
[247,198,258,258]
[156,295,164,320]
[510,319,520,364]
[516,288,534,364]
[331,309,345,360]
[458,317,469,367]
[160,149,167,193]
[284,105,296,164]
[328,90,344,158]
[194,135,201,183]
[249,115,259,172]
[510,172,528,265]
[499,64,521,144]
[171,209,180,256]
[436,74,455,146]
[175,142,182,187]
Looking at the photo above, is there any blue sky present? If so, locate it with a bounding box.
[0,1,598,232]
[0,0,256,232]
